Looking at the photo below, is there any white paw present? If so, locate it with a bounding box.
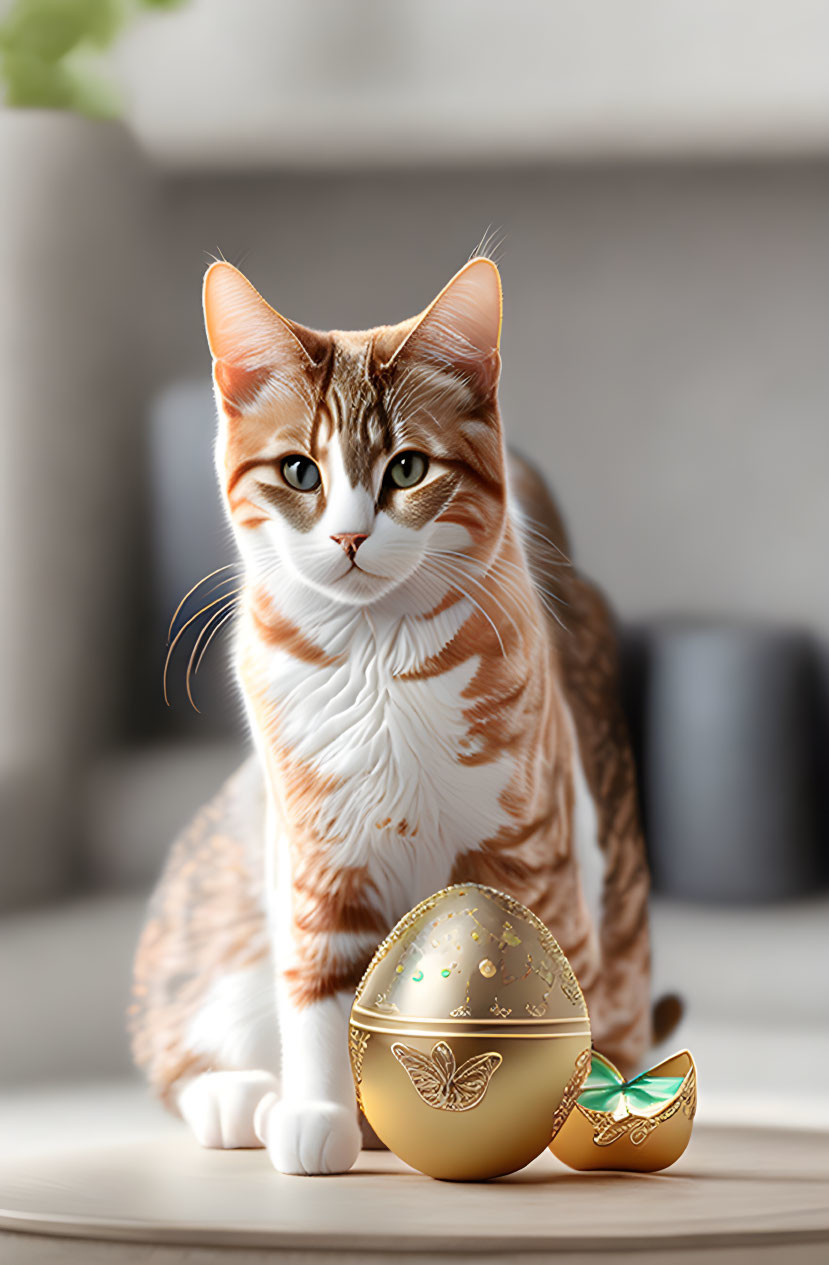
[254,1094,362,1175]
[178,1070,279,1149]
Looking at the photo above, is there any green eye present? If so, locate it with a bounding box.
[387,451,428,489]
[281,455,321,492]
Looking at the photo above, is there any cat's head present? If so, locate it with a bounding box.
[203,258,505,609]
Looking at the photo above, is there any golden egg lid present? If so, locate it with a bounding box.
[550,1048,697,1172]
[351,883,590,1038]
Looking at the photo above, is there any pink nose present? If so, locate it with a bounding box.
[331,532,368,562]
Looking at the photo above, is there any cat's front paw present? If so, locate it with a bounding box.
[178,1070,278,1149]
[254,1094,361,1175]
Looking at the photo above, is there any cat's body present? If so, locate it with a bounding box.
[132,259,654,1174]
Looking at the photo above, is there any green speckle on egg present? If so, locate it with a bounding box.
[412,970,424,982]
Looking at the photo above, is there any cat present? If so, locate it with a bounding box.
[131,256,670,1175]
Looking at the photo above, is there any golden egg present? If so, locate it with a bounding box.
[349,883,591,1181]
[549,1049,697,1172]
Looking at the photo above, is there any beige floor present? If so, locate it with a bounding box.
[1,1115,828,1264]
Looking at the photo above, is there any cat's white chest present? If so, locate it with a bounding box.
[259,607,514,916]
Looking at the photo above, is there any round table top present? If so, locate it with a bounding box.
[1,1122,828,1258]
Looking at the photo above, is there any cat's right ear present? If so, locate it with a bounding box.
[203,262,324,417]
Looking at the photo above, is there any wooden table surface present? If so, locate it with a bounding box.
[1,1123,828,1263]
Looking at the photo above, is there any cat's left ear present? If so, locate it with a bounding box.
[387,258,503,398]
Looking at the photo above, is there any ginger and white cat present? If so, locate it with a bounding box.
[132,257,663,1175]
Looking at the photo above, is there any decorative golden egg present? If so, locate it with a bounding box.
[549,1049,697,1172]
[349,883,591,1180]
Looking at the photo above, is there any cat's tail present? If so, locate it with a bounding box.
[652,993,684,1045]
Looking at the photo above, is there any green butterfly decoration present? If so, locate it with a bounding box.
[578,1055,685,1119]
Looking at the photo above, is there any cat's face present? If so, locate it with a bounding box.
[204,259,505,609]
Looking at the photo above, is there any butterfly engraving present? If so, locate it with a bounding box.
[391,1040,502,1112]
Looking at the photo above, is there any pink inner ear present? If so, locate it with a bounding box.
[214,361,273,418]
[392,258,503,396]
[433,260,502,358]
[204,260,321,374]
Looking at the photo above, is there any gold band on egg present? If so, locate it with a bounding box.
[351,1019,590,1040]
[351,1004,589,1028]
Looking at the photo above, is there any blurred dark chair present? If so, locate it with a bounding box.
[623,624,824,903]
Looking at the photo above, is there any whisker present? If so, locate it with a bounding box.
[422,557,507,657]
[474,559,550,635]
[513,532,568,569]
[163,589,242,707]
[498,551,562,588]
[204,572,243,598]
[484,547,570,610]
[495,551,567,594]
[432,545,567,636]
[431,550,525,643]
[516,516,572,563]
[167,564,239,644]
[487,556,568,632]
[195,605,238,675]
[427,567,506,659]
[185,598,239,711]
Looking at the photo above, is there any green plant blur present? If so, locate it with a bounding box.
[0,0,183,117]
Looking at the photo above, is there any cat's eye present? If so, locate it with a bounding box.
[386,451,429,489]
[281,455,321,492]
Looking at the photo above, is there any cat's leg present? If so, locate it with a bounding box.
[254,986,362,1176]
[174,956,282,1150]
[130,759,287,1149]
[245,792,368,1176]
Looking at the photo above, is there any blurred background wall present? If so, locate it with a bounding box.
[1,0,827,1108]
[154,163,829,632]
[116,0,829,635]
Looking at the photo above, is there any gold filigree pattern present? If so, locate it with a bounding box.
[533,922,585,1008]
[578,1066,697,1147]
[551,955,582,1007]
[348,1027,371,1109]
[548,1046,592,1141]
[356,885,584,1012]
[353,891,441,995]
[494,891,533,922]
[681,1067,697,1119]
[391,1040,502,1112]
[513,902,586,1010]
[354,884,589,1024]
